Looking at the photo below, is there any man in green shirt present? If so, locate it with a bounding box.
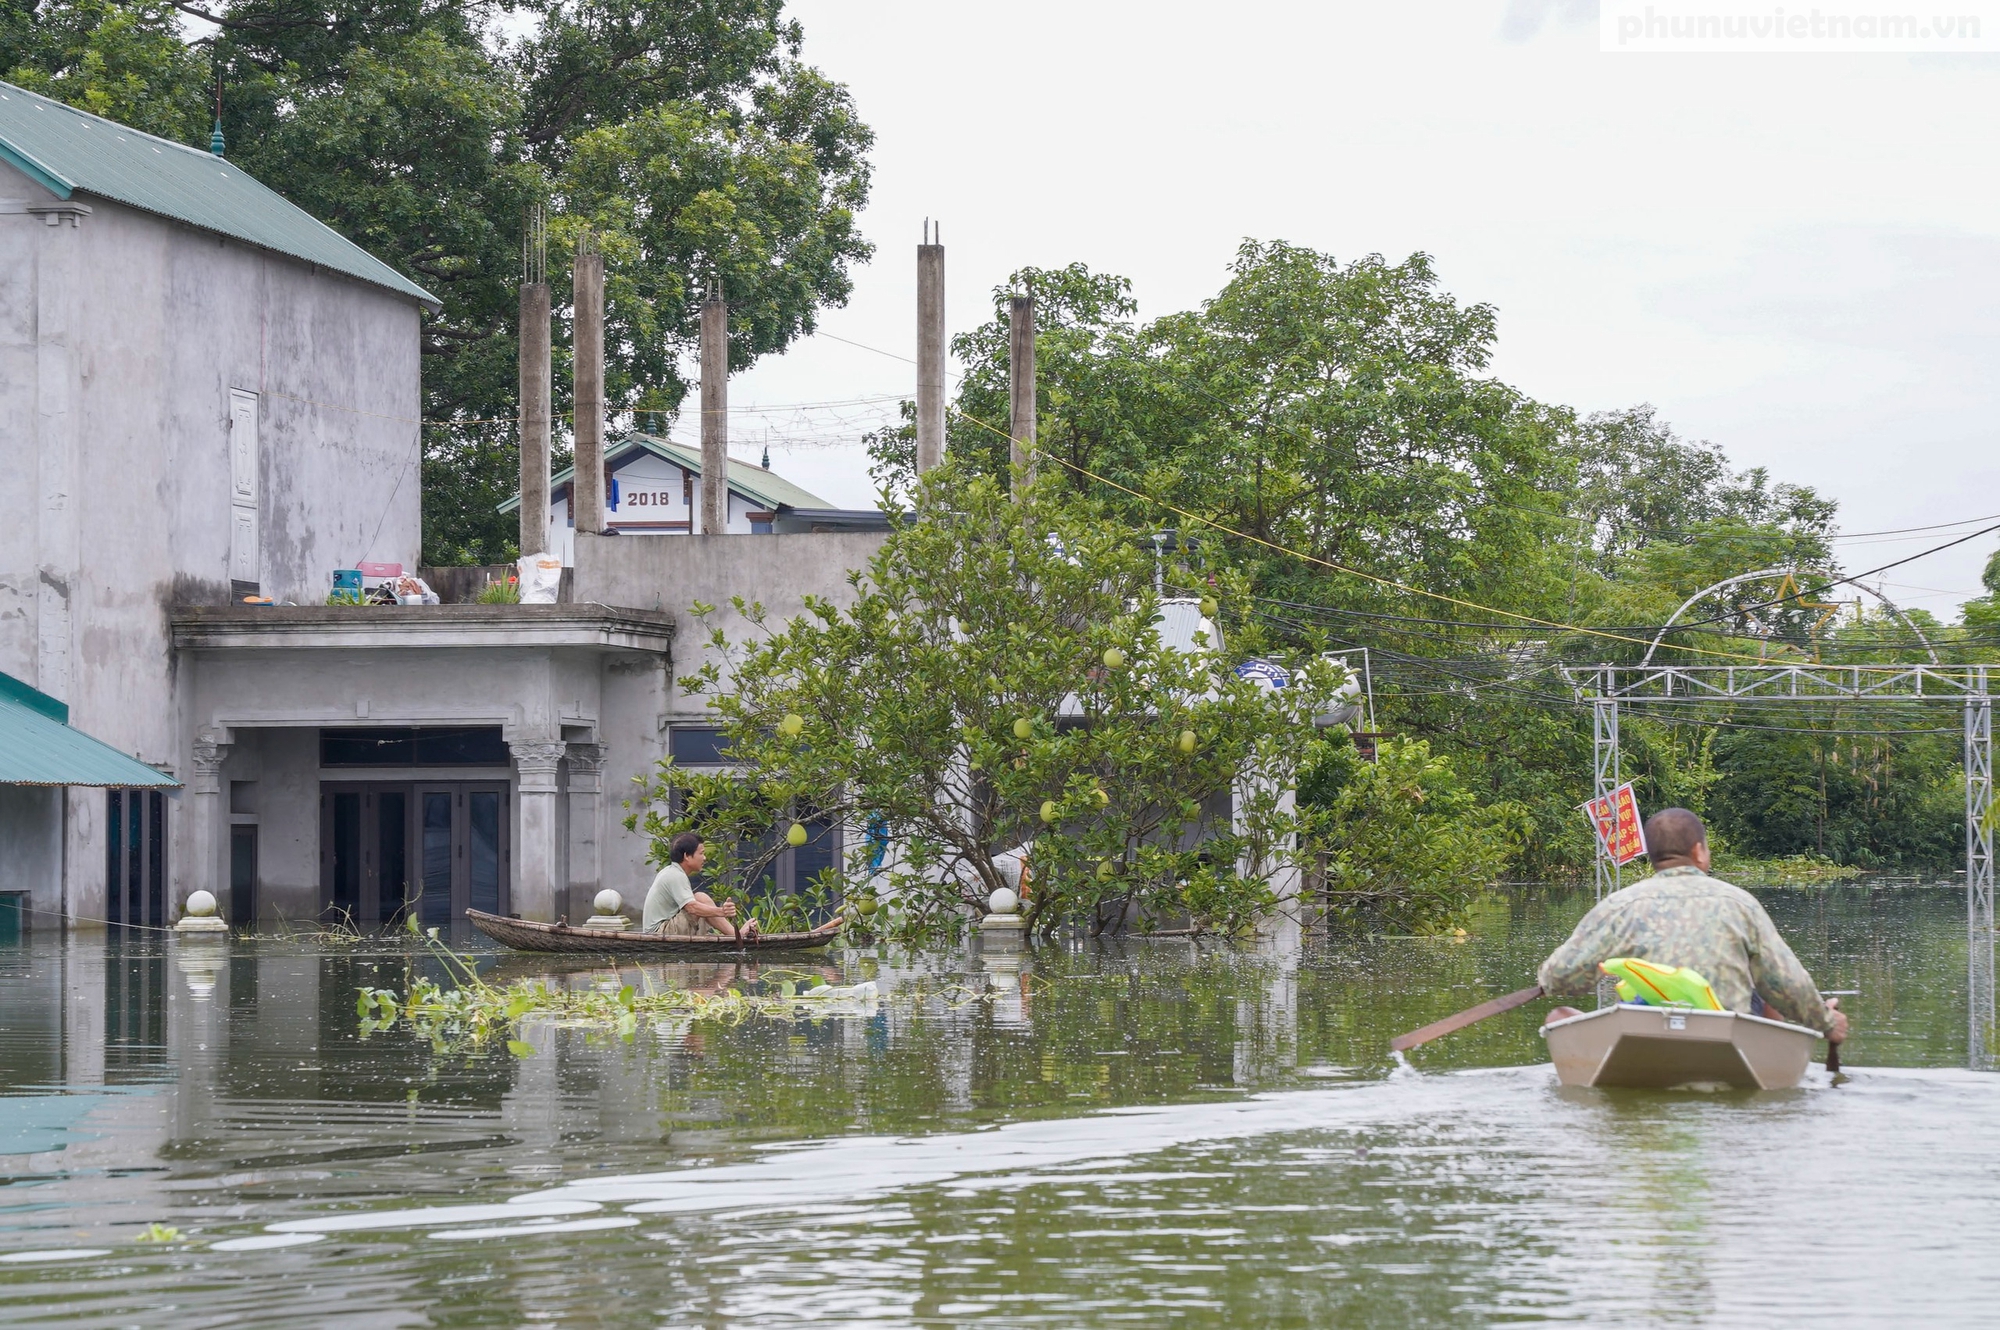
[1539,807,1849,1043]
[643,833,754,939]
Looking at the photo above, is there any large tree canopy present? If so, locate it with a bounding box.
[4,0,873,562]
[870,240,1974,880]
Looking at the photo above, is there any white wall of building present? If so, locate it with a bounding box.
[540,453,778,564]
[0,161,425,922]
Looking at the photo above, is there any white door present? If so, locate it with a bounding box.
[228,389,260,585]
[230,506,260,583]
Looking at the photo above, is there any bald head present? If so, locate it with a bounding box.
[1644,808,1707,866]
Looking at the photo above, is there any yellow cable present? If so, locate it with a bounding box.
[945,405,1775,662]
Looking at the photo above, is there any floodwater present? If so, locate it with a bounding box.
[0,883,1994,1327]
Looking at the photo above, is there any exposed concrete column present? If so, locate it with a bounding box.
[1008,294,1036,481]
[185,733,229,918]
[519,282,553,556]
[700,292,729,534]
[916,224,946,473]
[572,244,606,536]
[512,740,567,922]
[564,741,605,920]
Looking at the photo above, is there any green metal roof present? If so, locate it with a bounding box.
[499,432,839,515]
[0,81,440,311]
[0,673,179,788]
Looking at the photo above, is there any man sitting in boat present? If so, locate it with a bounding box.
[1538,808,1849,1045]
[643,833,757,940]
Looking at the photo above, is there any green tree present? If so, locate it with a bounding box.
[1,0,209,139]
[630,463,1347,940]
[4,0,874,564]
[1300,737,1525,933]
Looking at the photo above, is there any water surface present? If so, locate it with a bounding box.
[0,883,1992,1326]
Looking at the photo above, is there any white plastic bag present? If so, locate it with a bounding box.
[517,552,562,604]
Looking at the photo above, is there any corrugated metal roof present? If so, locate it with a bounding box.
[499,432,840,515]
[0,673,179,788]
[0,81,439,311]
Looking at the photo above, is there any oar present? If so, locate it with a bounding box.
[1818,990,1855,1076]
[1391,984,1545,1053]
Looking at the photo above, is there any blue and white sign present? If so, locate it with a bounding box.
[1234,659,1291,689]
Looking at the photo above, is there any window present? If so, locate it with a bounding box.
[319,727,510,767]
[668,727,735,765]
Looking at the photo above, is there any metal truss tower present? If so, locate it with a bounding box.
[1565,662,1997,1070]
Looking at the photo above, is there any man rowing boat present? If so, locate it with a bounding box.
[1538,807,1850,1046]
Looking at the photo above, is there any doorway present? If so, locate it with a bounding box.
[229,826,257,927]
[321,783,507,928]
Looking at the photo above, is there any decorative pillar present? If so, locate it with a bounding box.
[511,740,567,922]
[564,742,606,923]
[187,734,229,921]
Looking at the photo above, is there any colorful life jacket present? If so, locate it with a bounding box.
[1599,957,1723,1011]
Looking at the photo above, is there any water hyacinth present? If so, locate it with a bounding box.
[355,932,893,1056]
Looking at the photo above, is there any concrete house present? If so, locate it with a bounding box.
[0,81,440,928]
[1,83,889,933]
[503,432,887,564]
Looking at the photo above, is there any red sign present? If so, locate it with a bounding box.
[1583,783,1646,866]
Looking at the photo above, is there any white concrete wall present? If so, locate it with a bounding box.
[573,530,888,897]
[541,454,796,563]
[0,161,424,922]
[0,785,61,922]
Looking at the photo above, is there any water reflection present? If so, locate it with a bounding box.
[0,883,1990,1325]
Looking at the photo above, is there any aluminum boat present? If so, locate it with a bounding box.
[1541,1003,1822,1090]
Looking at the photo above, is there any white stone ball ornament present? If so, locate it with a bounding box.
[593,889,624,915]
[185,890,218,918]
[987,887,1019,916]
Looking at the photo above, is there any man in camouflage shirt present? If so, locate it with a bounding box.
[1538,808,1850,1042]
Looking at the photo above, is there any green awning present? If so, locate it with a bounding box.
[0,674,178,788]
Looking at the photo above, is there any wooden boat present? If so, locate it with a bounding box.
[1541,1003,1822,1090]
[464,909,841,956]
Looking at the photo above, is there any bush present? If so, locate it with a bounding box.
[1302,736,1525,934]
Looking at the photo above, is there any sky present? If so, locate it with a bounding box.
[706,0,2000,619]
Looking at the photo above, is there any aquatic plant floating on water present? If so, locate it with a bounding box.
[355,931,891,1056]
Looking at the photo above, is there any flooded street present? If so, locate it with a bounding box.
[0,883,1995,1327]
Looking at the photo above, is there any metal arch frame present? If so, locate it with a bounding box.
[1564,661,1995,1069]
[1640,568,1939,667]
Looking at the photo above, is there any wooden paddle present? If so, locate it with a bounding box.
[1391,984,1545,1053]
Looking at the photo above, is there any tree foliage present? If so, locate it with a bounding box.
[629,464,1348,940]
[876,240,1980,882]
[1300,737,1527,934]
[4,0,873,563]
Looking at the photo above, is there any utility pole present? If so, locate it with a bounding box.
[700,289,729,535]
[916,220,946,473]
[518,207,551,556]
[571,235,606,536]
[1008,293,1035,482]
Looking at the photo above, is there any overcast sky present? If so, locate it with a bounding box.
[712,0,2000,619]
